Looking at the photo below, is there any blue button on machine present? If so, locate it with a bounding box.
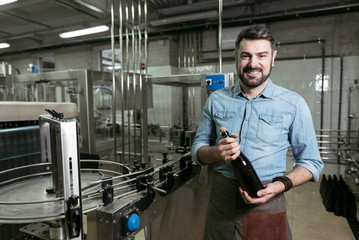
[127,213,140,232]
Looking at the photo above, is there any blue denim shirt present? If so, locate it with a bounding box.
[191,79,323,181]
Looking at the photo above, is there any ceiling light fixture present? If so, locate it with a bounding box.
[74,0,104,13]
[0,43,10,49]
[59,25,109,39]
[0,0,17,6]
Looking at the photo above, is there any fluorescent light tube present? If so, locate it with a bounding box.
[0,43,10,49]
[107,65,121,70]
[0,0,17,6]
[75,0,104,13]
[59,25,109,39]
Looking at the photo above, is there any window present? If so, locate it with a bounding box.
[101,49,121,72]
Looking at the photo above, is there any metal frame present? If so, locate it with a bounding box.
[146,73,202,129]
[39,114,83,240]
[146,73,235,146]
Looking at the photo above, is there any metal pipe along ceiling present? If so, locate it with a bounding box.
[150,10,218,26]
[158,0,219,16]
[1,2,359,56]
[149,2,359,35]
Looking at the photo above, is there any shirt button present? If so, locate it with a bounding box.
[248,101,251,104]
[245,118,248,121]
[242,136,245,139]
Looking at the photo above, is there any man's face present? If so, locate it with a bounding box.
[235,39,277,89]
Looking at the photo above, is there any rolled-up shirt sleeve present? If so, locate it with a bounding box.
[191,95,217,165]
[290,96,324,181]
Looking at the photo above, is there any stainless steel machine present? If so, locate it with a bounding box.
[0,108,198,240]
[1,69,151,162]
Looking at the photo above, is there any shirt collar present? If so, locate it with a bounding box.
[260,78,274,99]
[234,78,274,99]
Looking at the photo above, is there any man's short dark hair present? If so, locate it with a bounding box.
[235,25,276,52]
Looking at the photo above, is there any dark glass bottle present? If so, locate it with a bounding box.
[220,127,264,198]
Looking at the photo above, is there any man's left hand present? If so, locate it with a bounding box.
[239,181,285,204]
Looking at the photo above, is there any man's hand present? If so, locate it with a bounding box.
[239,167,313,204]
[218,133,241,162]
[239,181,285,204]
[197,133,241,164]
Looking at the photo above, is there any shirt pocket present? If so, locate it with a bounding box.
[257,114,283,143]
[214,111,236,133]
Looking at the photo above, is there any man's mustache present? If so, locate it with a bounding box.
[243,67,263,72]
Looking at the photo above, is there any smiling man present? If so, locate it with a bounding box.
[191,25,323,240]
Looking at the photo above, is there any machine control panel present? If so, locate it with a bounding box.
[202,73,236,104]
[205,74,228,90]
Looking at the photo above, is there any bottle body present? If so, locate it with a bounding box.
[231,152,264,198]
[220,127,264,198]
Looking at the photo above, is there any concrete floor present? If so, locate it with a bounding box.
[286,177,355,240]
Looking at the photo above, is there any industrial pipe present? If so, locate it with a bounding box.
[110,0,117,162]
[132,1,137,159]
[119,0,126,162]
[218,0,222,73]
[338,56,344,151]
[143,0,149,164]
[125,3,131,163]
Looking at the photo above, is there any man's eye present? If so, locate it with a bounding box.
[241,55,249,59]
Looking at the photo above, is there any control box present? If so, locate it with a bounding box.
[200,73,236,108]
[205,73,235,91]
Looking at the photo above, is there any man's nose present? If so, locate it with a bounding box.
[249,56,259,68]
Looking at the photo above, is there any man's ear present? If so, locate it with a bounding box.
[234,50,239,63]
[272,50,277,67]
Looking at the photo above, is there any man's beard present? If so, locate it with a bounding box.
[239,66,272,89]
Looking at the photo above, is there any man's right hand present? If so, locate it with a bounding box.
[218,133,241,162]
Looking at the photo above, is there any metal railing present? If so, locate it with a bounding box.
[316,129,359,184]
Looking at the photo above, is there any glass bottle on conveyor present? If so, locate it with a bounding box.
[220,127,264,198]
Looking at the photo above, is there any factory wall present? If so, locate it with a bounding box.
[271,11,359,58]
[272,57,359,130]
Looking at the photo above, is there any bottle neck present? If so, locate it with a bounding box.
[221,131,230,138]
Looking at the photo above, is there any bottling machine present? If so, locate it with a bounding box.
[0,104,197,240]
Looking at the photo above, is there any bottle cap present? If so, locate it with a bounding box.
[220,127,227,133]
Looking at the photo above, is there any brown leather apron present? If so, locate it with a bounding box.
[203,171,292,240]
